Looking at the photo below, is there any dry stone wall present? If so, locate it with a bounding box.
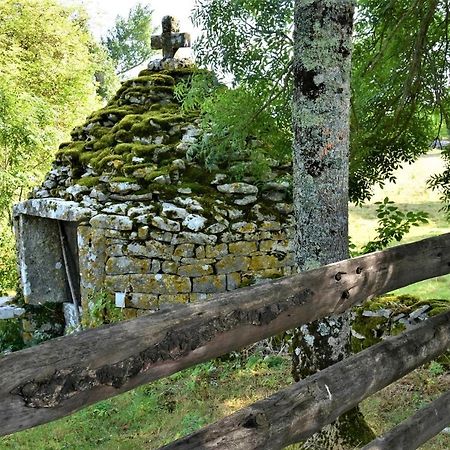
[20,59,295,321]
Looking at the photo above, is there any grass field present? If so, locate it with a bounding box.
[1,151,450,449]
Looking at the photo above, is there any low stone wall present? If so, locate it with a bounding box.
[78,180,295,319]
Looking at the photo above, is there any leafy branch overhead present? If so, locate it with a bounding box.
[102,3,155,75]
[191,0,450,203]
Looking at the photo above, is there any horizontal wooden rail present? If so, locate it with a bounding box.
[160,310,450,449]
[1,233,450,436]
[362,390,450,450]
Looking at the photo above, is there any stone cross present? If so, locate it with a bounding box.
[151,16,191,59]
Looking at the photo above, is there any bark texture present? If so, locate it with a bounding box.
[292,0,373,446]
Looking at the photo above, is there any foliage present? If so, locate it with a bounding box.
[82,290,124,329]
[102,3,155,75]
[0,319,24,355]
[175,73,291,180]
[191,0,450,200]
[0,0,104,292]
[358,198,429,254]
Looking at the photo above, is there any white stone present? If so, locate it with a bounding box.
[182,214,207,232]
[0,306,25,320]
[162,202,189,219]
[102,203,128,215]
[234,196,257,206]
[108,181,141,194]
[217,183,258,195]
[154,175,171,184]
[177,187,192,194]
[174,197,204,212]
[66,184,90,197]
[90,214,133,231]
[13,198,93,221]
[205,223,227,234]
[152,216,180,232]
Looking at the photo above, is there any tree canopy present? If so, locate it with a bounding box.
[102,3,155,76]
[190,0,450,203]
[0,0,109,293]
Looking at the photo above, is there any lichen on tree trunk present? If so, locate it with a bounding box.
[291,0,375,447]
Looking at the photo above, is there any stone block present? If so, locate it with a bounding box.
[127,241,173,258]
[172,232,217,245]
[215,255,250,274]
[105,275,130,291]
[178,263,213,277]
[159,294,190,304]
[249,255,280,271]
[192,275,227,293]
[260,221,281,231]
[137,226,149,240]
[195,246,206,259]
[205,243,228,258]
[226,273,241,291]
[189,293,209,302]
[174,243,195,258]
[231,222,257,234]
[90,214,133,231]
[229,241,258,255]
[127,293,159,309]
[107,243,126,257]
[151,216,180,232]
[106,256,150,275]
[182,214,207,231]
[216,183,258,195]
[149,231,173,242]
[129,274,191,294]
[162,261,178,274]
[123,308,139,320]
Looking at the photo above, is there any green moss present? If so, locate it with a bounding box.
[132,144,159,157]
[55,141,85,158]
[135,74,176,86]
[114,114,142,131]
[144,169,169,182]
[115,129,133,143]
[74,176,100,187]
[79,151,97,164]
[110,176,137,183]
[93,133,116,151]
[95,154,126,171]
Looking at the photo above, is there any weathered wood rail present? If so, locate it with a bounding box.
[1,233,450,447]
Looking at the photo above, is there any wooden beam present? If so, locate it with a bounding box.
[361,390,450,450]
[1,233,450,436]
[160,310,450,449]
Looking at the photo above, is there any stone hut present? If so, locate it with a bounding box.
[13,58,295,330]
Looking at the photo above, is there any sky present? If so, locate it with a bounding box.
[67,0,198,59]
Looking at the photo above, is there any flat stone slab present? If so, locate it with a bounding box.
[0,306,25,320]
[13,198,92,221]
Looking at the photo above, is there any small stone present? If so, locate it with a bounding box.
[192,275,227,293]
[102,203,128,215]
[159,294,190,304]
[90,214,133,231]
[205,243,228,259]
[177,187,192,194]
[172,232,217,245]
[182,214,207,231]
[65,184,89,196]
[171,159,186,170]
[211,173,227,185]
[106,256,150,275]
[154,175,171,185]
[231,222,257,234]
[229,241,258,255]
[149,231,174,243]
[174,244,195,258]
[162,261,178,274]
[234,196,257,206]
[108,181,141,194]
[137,226,149,240]
[217,183,258,195]
[205,223,227,234]
[228,209,244,220]
[90,188,108,202]
[129,273,191,294]
[275,203,293,214]
[151,216,180,232]
[128,205,155,218]
[128,293,159,310]
[260,221,281,231]
[226,273,241,291]
[174,197,204,212]
[162,202,189,219]
[178,264,213,277]
[216,255,250,274]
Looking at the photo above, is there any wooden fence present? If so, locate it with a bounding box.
[1,233,450,448]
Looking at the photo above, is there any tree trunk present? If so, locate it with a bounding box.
[292,0,374,447]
